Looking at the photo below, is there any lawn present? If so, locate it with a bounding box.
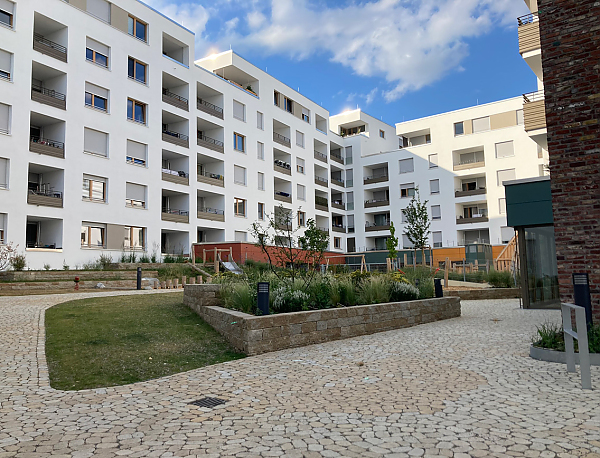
[45,292,245,390]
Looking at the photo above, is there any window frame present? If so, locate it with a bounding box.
[400,183,416,198]
[80,224,106,249]
[284,96,293,113]
[379,129,385,139]
[128,57,147,84]
[128,15,147,42]
[258,202,265,220]
[428,153,438,168]
[298,211,306,227]
[86,48,108,68]
[454,121,464,136]
[257,171,265,191]
[234,197,246,217]
[257,111,264,130]
[82,176,107,203]
[430,179,440,195]
[127,98,146,124]
[85,91,108,112]
[233,132,245,152]
[431,205,441,220]
[0,8,13,29]
[257,141,264,160]
[399,158,414,174]
[123,226,146,250]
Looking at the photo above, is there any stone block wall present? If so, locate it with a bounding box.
[184,284,461,355]
[0,270,158,282]
[538,0,600,318]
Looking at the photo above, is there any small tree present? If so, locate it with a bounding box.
[386,221,399,270]
[250,205,329,287]
[0,242,18,271]
[401,188,431,265]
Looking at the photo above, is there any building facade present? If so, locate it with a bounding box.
[0,0,547,270]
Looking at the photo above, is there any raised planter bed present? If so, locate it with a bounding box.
[530,344,600,366]
[0,270,158,282]
[184,284,461,355]
[0,279,153,293]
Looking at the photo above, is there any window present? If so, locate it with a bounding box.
[495,141,515,158]
[298,211,306,227]
[0,213,5,244]
[124,226,145,249]
[235,231,247,242]
[301,107,310,123]
[334,237,341,249]
[125,182,146,208]
[401,211,408,224]
[297,184,306,201]
[431,205,441,220]
[234,197,246,217]
[296,157,305,174]
[81,223,106,248]
[85,83,108,112]
[430,179,440,195]
[84,128,108,157]
[82,175,107,202]
[379,129,385,139]
[501,226,514,244]
[128,15,147,42]
[0,157,8,189]
[399,158,414,174]
[126,140,147,166]
[234,165,246,185]
[257,111,264,130]
[538,145,544,159]
[128,57,147,84]
[499,198,506,214]
[274,91,280,106]
[0,1,14,28]
[516,109,524,125]
[432,231,442,248]
[258,172,264,191]
[284,97,293,113]
[428,153,438,168]
[87,0,110,22]
[85,37,109,67]
[127,98,146,124]
[258,202,265,220]
[472,116,490,133]
[400,183,415,198]
[497,169,516,186]
[454,122,464,136]
[296,130,304,148]
[257,141,264,160]
[0,102,8,134]
[0,49,12,80]
[234,132,245,152]
[233,100,245,121]
[402,233,414,249]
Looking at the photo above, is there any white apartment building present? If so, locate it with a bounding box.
[0,0,547,269]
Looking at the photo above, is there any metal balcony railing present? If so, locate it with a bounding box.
[197,98,223,115]
[33,33,67,54]
[197,134,224,147]
[162,168,189,178]
[162,208,189,216]
[162,88,188,104]
[274,159,291,170]
[31,84,66,101]
[273,132,290,144]
[162,130,189,141]
[198,207,224,216]
[330,151,343,161]
[517,12,538,26]
[315,196,328,207]
[30,136,64,149]
[197,170,224,181]
[29,188,63,198]
[365,220,390,228]
[314,150,327,161]
[523,90,545,103]
[315,176,328,184]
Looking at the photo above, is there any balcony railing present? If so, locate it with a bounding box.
[363,174,389,185]
[27,189,63,208]
[197,207,225,222]
[330,152,343,164]
[273,132,291,147]
[197,134,224,153]
[162,168,189,186]
[365,220,391,232]
[197,170,224,187]
[33,33,67,62]
[162,130,189,148]
[517,12,538,26]
[197,98,224,119]
[457,210,489,225]
[332,200,345,210]
[331,177,345,187]
[314,176,328,187]
[332,225,346,233]
[517,12,540,54]
[523,90,545,103]
[315,196,328,210]
[274,191,292,203]
[523,91,546,132]
[455,187,486,198]
[29,136,65,158]
[364,199,390,208]
[162,208,189,223]
[314,150,328,163]
[162,88,189,111]
[274,159,292,176]
[31,84,66,110]
[453,158,485,171]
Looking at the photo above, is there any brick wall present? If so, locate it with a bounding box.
[538,0,600,318]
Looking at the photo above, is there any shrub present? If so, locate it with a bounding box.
[402,267,435,299]
[98,253,113,270]
[389,282,420,302]
[222,281,257,315]
[139,254,150,263]
[10,253,26,271]
[488,270,514,288]
[163,254,176,263]
[358,275,390,305]
[82,261,101,270]
[271,286,309,313]
[43,263,51,271]
[532,322,565,351]
[588,324,600,353]
[150,253,158,263]
[350,269,371,286]
[62,260,69,271]
[331,276,357,307]
[307,279,332,310]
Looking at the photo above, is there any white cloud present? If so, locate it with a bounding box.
[148,0,528,101]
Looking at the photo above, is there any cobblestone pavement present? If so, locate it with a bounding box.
[1,293,600,458]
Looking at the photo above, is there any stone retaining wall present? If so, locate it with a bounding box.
[0,279,155,292]
[184,284,461,355]
[0,270,158,282]
[450,288,520,300]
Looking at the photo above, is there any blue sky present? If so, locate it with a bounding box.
[146,0,535,125]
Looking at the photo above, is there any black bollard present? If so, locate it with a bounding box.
[573,273,593,328]
[137,267,142,290]
[257,282,270,315]
[434,278,443,298]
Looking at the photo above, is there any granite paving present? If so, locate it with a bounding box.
[1,292,600,457]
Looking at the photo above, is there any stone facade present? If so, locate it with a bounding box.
[184,284,461,355]
[538,0,600,318]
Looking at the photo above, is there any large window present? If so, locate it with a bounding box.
[472,116,490,133]
[495,141,515,158]
[81,223,106,248]
[128,57,147,84]
[125,182,146,208]
[497,168,516,186]
[296,131,304,148]
[234,132,245,152]
[297,184,306,201]
[0,2,14,29]
[0,102,10,134]
[124,226,145,250]
[234,197,246,217]
[0,157,8,189]
[432,231,442,248]
[296,157,305,174]
[85,83,108,112]
[284,96,293,113]
[84,128,108,157]
[298,211,306,227]
[400,182,415,198]
[126,140,147,166]
[82,175,107,202]
[399,158,414,174]
[128,15,147,42]
[86,38,109,68]
[127,98,146,124]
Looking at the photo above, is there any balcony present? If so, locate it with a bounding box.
[162,130,189,148]
[162,89,188,111]
[274,159,291,176]
[365,199,389,208]
[314,150,328,163]
[314,176,328,188]
[274,191,292,203]
[455,188,486,198]
[29,136,64,159]
[517,13,540,55]
[197,134,224,154]
[318,227,330,235]
[273,132,291,148]
[315,196,328,212]
[197,98,224,119]
[332,200,345,211]
[161,208,189,223]
[330,151,344,165]
[331,177,344,187]
[365,221,390,232]
[197,170,224,187]
[197,207,225,222]
[457,215,489,225]
[453,159,485,172]
[162,169,189,186]
[523,91,546,132]
[31,85,66,110]
[33,34,67,62]
[27,189,63,208]
[332,225,346,234]
[363,174,388,185]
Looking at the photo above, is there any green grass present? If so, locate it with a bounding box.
[45,293,244,390]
